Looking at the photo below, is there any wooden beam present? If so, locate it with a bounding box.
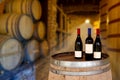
[81,0,84,4]
[63,4,99,13]
[56,5,66,16]
[93,0,96,4]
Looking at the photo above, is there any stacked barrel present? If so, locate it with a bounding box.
[0,35,23,71]
[5,0,42,21]
[107,0,120,79]
[100,0,108,53]
[0,0,49,72]
[100,0,120,79]
[0,1,5,14]
[0,13,34,40]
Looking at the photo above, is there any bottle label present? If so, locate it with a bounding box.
[75,51,82,57]
[94,52,101,58]
[85,44,93,54]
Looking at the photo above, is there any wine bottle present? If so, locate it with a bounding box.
[93,29,102,60]
[75,28,83,59]
[85,28,93,60]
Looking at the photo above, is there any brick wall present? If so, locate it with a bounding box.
[47,0,57,52]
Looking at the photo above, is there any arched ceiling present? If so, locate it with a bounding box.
[57,0,100,14]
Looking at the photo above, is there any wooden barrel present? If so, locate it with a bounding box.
[0,1,5,14]
[5,0,42,21]
[0,13,34,41]
[107,0,120,79]
[30,0,42,20]
[40,40,49,57]
[5,0,13,13]
[12,0,23,14]
[24,39,40,62]
[34,21,46,41]
[100,0,108,53]
[0,35,23,71]
[0,14,10,34]
[21,0,27,14]
[48,52,112,80]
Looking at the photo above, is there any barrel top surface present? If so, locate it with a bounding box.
[51,52,109,68]
[31,0,42,20]
[52,52,108,61]
[37,21,46,39]
[18,14,33,39]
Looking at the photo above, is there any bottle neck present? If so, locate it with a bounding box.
[77,28,80,36]
[88,33,91,37]
[96,29,100,36]
[88,28,91,37]
[88,34,91,36]
[96,30,101,42]
[96,34,100,39]
[96,34,100,36]
[77,34,80,36]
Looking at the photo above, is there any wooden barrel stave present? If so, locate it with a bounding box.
[7,14,16,36]
[12,14,19,39]
[106,50,118,80]
[0,14,10,34]
[108,0,119,8]
[16,14,25,41]
[5,0,13,13]
[107,22,120,49]
[21,0,27,14]
[26,0,32,16]
[109,7,120,21]
[100,0,108,53]
[12,0,23,14]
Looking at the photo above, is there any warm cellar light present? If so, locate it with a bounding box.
[85,19,90,23]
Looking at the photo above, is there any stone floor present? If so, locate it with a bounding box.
[35,56,50,80]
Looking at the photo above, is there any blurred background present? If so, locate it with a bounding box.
[0,0,119,80]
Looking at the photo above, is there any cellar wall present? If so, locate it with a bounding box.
[68,14,99,32]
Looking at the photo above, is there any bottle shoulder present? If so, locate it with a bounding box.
[86,36,93,40]
[85,36,93,43]
[76,36,82,41]
[94,36,101,43]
